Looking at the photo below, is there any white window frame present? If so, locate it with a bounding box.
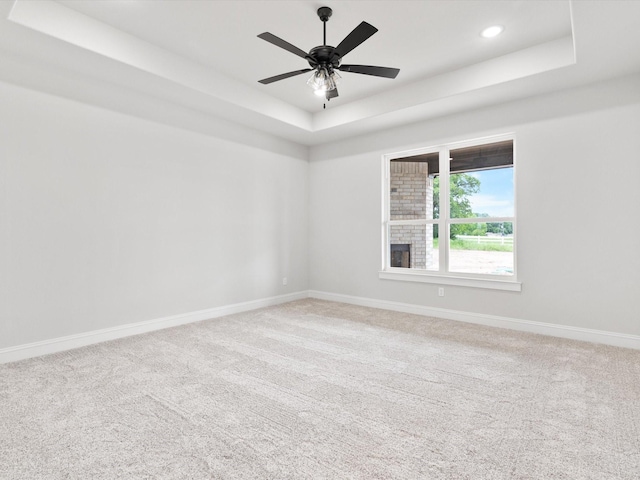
[379,133,521,291]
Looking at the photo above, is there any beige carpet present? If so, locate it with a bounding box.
[1,299,639,479]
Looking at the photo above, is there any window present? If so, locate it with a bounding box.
[380,135,519,291]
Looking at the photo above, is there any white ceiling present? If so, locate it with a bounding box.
[55,0,572,112]
[1,1,640,146]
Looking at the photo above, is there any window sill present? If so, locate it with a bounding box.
[379,270,522,291]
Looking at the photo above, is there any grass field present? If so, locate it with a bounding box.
[434,237,513,252]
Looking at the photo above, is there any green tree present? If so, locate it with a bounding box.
[433,173,481,238]
[487,222,513,235]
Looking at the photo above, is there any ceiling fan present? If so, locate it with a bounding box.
[257,6,400,101]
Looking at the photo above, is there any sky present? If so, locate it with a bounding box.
[467,167,514,218]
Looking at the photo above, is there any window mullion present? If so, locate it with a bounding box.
[389,219,434,226]
[382,156,390,270]
[439,148,450,273]
[449,217,514,224]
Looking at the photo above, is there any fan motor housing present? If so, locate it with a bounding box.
[308,46,340,68]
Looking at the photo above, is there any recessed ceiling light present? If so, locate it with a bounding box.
[481,25,504,38]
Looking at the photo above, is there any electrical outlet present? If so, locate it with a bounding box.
[438,287,445,297]
[282,277,288,286]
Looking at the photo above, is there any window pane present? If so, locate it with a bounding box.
[449,140,514,218]
[390,159,437,221]
[449,167,514,218]
[448,223,514,275]
[390,224,438,271]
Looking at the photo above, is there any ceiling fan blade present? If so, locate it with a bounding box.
[258,68,313,84]
[326,88,339,100]
[338,64,400,79]
[258,32,310,61]
[333,21,378,59]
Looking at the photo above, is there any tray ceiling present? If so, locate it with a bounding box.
[1,1,639,146]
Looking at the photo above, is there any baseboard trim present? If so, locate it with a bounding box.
[0,291,309,364]
[5,289,638,364]
[308,290,640,350]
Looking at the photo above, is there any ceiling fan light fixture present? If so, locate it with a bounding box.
[307,68,340,94]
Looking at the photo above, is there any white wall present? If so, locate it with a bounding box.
[0,81,309,349]
[3,72,640,353]
[308,74,640,336]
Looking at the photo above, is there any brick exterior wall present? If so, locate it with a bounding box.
[389,161,434,269]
